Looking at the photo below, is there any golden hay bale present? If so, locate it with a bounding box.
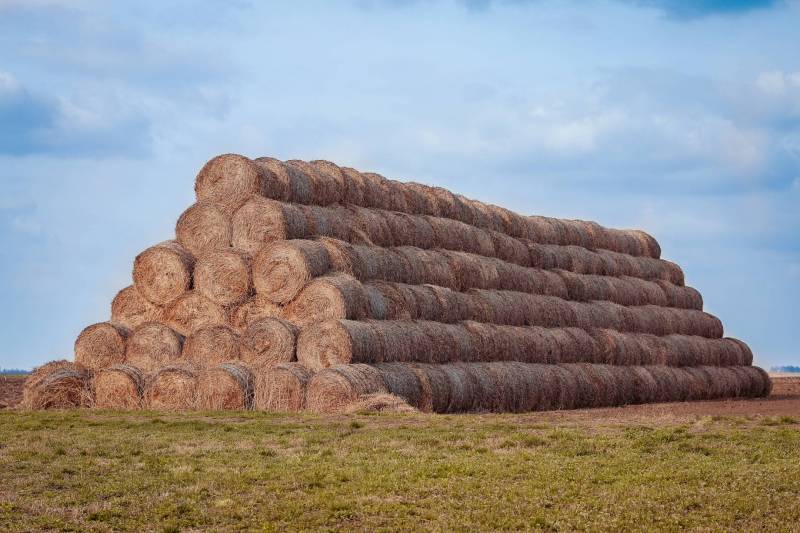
[93,364,144,409]
[255,157,299,202]
[297,320,378,370]
[239,318,298,369]
[287,159,344,205]
[22,360,93,410]
[124,322,183,372]
[195,154,268,216]
[253,362,314,411]
[111,285,162,330]
[231,197,309,255]
[74,322,130,370]
[229,295,283,334]
[252,240,331,304]
[175,202,231,257]
[196,362,254,410]
[305,364,388,413]
[182,325,240,369]
[194,248,252,306]
[133,241,194,306]
[163,290,229,337]
[343,394,418,414]
[285,273,370,327]
[143,364,198,411]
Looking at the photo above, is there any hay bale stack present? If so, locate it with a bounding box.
[93,364,145,409]
[175,202,231,256]
[143,364,198,410]
[252,240,331,304]
[253,363,315,411]
[22,360,93,410]
[133,241,194,306]
[305,364,389,413]
[74,322,130,370]
[182,325,240,369]
[125,322,183,372]
[163,291,229,337]
[239,318,298,369]
[194,248,252,306]
[196,362,254,410]
[111,285,162,329]
[230,295,283,334]
[195,154,269,216]
[232,197,308,254]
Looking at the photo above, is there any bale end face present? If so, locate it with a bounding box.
[22,360,93,410]
[196,362,254,410]
[93,364,144,409]
[253,363,314,412]
[296,320,358,370]
[195,154,263,216]
[74,322,130,371]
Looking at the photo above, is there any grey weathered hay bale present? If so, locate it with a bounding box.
[231,197,308,254]
[196,362,254,410]
[253,362,314,411]
[22,360,93,410]
[229,295,283,334]
[195,154,268,216]
[344,394,418,414]
[125,322,183,372]
[372,363,427,410]
[727,338,754,366]
[132,241,194,306]
[194,248,252,306]
[305,364,388,413]
[175,202,231,257]
[287,159,344,205]
[93,364,144,409]
[182,325,240,369]
[628,366,659,404]
[239,318,298,369]
[653,280,702,310]
[111,285,162,330]
[252,240,331,304]
[143,364,198,411]
[74,322,130,370]
[163,290,229,337]
[286,273,370,327]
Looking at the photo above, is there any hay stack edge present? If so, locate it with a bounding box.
[24,154,771,413]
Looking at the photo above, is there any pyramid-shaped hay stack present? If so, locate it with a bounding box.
[26,153,770,412]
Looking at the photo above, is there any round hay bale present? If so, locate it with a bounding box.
[255,157,298,203]
[111,285,162,330]
[230,295,283,334]
[133,241,194,306]
[305,364,388,413]
[628,366,658,404]
[194,248,252,306]
[239,318,298,369]
[74,322,130,370]
[175,202,231,257]
[252,240,331,304]
[373,362,426,409]
[296,320,377,370]
[285,273,370,327]
[143,364,198,411]
[22,360,93,410]
[195,154,266,216]
[549,365,579,410]
[163,290,228,337]
[125,322,183,372]
[231,197,308,255]
[182,325,240,369]
[253,363,314,411]
[287,159,343,205]
[93,364,144,409]
[751,366,772,397]
[196,362,254,410]
[344,393,418,414]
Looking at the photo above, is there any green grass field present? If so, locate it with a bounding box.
[1,410,798,532]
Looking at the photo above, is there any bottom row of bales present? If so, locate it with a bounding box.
[22,360,771,413]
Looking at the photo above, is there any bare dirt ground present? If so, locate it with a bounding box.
[1,374,798,419]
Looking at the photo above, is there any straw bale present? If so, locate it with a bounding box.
[143,364,198,411]
[175,202,231,257]
[231,197,308,254]
[111,285,162,330]
[22,360,93,410]
[74,322,130,370]
[253,362,314,411]
[194,248,252,306]
[230,295,283,334]
[287,159,344,206]
[125,322,183,372]
[312,160,361,204]
[195,154,267,216]
[196,362,254,410]
[344,393,418,414]
[93,364,144,409]
[182,325,240,369]
[239,317,297,369]
[372,363,427,409]
[133,241,194,306]
[254,157,299,203]
[628,366,658,404]
[286,273,370,327]
[163,290,229,337]
[253,240,331,304]
[305,364,388,413]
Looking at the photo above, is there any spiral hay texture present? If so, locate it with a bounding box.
[28,152,767,412]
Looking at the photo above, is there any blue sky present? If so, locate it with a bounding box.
[1,0,798,369]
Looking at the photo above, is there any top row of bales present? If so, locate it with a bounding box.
[194,155,661,259]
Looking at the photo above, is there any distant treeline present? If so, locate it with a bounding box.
[0,369,30,375]
[770,366,800,373]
